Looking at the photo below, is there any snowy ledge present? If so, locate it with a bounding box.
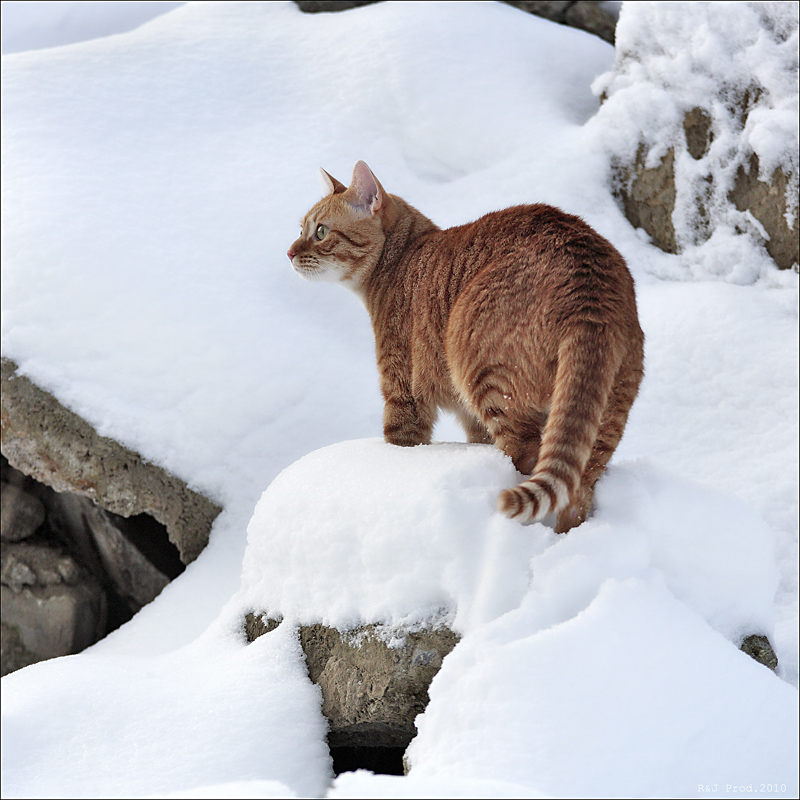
[1,357,221,564]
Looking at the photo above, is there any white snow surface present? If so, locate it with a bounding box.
[0,1,185,54]
[1,2,798,798]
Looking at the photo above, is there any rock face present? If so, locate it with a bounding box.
[616,120,799,270]
[1,482,46,542]
[740,633,779,672]
[1,542,107,675]
[502,1,617,43]
[246,613,459,749]
[1,358,221,564]
[294,0,375,12]
[1,328,219,678]
[44,491,172,613]
[730,153,798,271]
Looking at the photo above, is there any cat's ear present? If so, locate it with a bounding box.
[319,167,346,196]
[348,160,383,215]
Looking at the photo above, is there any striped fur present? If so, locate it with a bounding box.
[288,161,644,533]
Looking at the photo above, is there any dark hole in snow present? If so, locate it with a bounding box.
[112,512,185,581]
[330,744,406,776]
[102,511,185,633]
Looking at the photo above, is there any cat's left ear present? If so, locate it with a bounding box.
[319,168,347,196]
[348,160,383,215]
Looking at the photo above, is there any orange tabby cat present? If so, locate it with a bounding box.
[288,161,644,533]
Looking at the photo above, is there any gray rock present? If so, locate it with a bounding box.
[1,482,46,542]
[1,584,107,675]
[1,541,82,592]
[502,1,617,43]
[1,620,40,675]
[1,358,221,564]
[295,0,376,12]
[606,7,798,272]
[684,106,713,161]
[0,547,38,591]
[730,154,799,271]
[740,633,779,672]
[616,145,677,255]
[1,460,184,674]
[1,542,107,676]
[246,614,459,748]
[615,118,798,271]
[68,493,170,609]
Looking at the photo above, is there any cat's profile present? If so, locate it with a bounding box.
[288,161,644,533]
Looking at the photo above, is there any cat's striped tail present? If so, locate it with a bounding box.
[497,323,618,527]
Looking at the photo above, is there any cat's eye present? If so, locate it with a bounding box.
[315,224,329,241]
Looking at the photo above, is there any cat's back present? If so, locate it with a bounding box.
[445,204,628,281]
[423,204,640,334]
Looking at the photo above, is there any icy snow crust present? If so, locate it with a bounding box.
[1,2,798,798]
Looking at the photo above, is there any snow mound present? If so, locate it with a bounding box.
[240,438,794,797]
[407,575,798,797]
[240,439,550,633]
[241,440,778,647]
[0,1,185,55]
[1,620,331,798]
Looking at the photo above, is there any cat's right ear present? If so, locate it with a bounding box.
[319,168,347,197]
[348,160,383,215]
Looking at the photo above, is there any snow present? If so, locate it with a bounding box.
[1,621,331,798]
[1,1,797,798]
[241,441,779,646]
[0,1,186,54]
[405,576,798,798]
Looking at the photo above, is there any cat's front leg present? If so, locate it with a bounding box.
[382,393,435,447]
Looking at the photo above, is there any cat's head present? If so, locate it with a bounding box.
[288,160,389,291]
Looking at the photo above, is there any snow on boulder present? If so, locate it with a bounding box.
[240,440,779,648]
[590,1,799,277]
[238,438,549,753]
[239,438,549,634]
[0,358,221,565]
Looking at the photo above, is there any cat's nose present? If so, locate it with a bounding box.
[287,247,296,262]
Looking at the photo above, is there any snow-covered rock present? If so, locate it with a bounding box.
[592,1,799,273]
[1,358,220,564]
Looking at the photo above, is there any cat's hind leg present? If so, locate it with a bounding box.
[454,407,494,445]
[455,365,544,471]
[492,421,543,478]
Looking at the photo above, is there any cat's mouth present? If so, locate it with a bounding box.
[292,260,319,277]
[292,256,344,283]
